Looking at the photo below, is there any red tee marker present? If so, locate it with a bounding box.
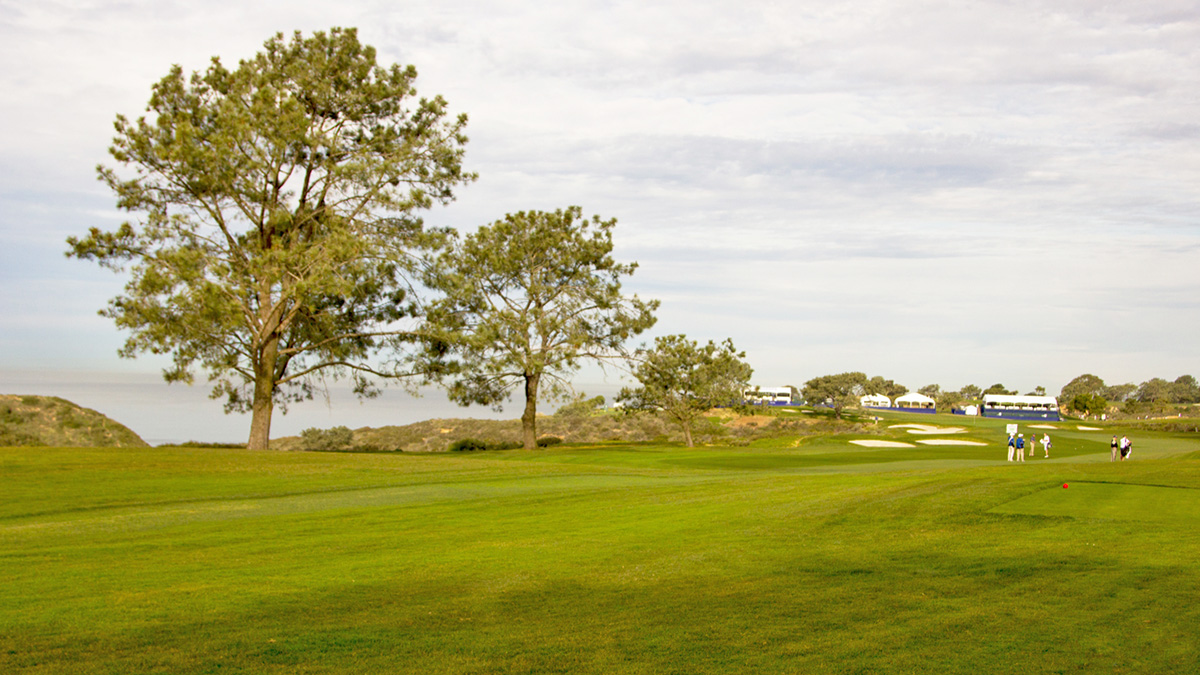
[1062,483,1069,489]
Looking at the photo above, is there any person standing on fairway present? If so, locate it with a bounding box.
[1015,434,1026,462]
[1041,433,1051,458]
[1111,436,1119,462]
[1120,435,1130,460]
[1008,434,1016,461]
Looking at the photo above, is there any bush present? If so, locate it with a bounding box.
[300,426,354,452]
[537,436,564,447]
[448,438,521,452]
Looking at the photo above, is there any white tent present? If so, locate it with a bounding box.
[894,393,936,409]
[860,394,892,408]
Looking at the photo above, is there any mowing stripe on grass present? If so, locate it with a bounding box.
[991,481,1200,524]
[0,474,708,538]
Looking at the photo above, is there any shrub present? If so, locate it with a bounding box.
[0,427,44,446]
[300,426,354,452]
[449,438,488,452]
[537,436,564,447]
[448,438,521,452]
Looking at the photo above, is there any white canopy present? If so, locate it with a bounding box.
[894,393,935,407]
[982,394,1058,409]
[860,394,892,407]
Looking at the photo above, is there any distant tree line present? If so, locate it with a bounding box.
[1058,373,1200,416]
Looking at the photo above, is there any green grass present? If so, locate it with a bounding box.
[3,415,1200,673]
[995,482,1200,523]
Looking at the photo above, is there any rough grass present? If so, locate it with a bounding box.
[0,394,148,448]
[3,413,1200,673]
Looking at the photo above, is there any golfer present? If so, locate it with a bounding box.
[1111,436,1119,462]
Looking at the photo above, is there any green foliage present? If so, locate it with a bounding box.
[1060,373,1106,400]
[1102,382,1137,402]
[300,426,355,452]
[863,375,907,398]
[423,207,658,449]
[934,390,965,412]
[958,383,982,401]
[802,372,867,419]
[65,28,475,450]
[446,434,563,452]
[448,438,521,452]
[1136,377,1173,403]
[554,393,606,418]
[1171,375,1200,404]
[618,335,753,447]
[1123,398,1174,417]
[1071,393,1108,416]
[1059,374,1199,406]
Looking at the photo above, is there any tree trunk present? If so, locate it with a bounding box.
[247,335,279,451]
[521,372,539,450]
[682,422,694,448]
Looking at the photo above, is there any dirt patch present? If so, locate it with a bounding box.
[728,416,775,428]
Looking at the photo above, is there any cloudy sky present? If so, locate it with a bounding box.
[2,0,1198,443]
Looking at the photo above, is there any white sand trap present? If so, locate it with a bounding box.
[916,439,988,446]
[1029,424,1058,429]
[850,440,916,448]
[890,424,967,435]
[1077,426,1102,431]
[780,409,799,413]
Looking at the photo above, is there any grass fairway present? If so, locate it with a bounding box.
[3,417,1200,673]
[995,482,1200,523]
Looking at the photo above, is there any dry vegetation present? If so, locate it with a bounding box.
[273,407,875,452]
[0,394,148,448]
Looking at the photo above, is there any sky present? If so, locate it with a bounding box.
[2,0,1198,443]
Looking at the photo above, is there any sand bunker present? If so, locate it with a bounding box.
[850,440,916,448]
[915,439,988,446]
[1077,426,1102,431]
[1029,424,1058,429]
[890,424,966,435]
